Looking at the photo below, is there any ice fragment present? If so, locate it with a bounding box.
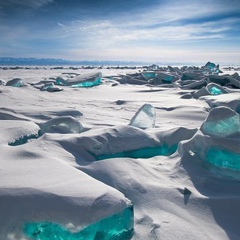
[6,78,25,87]
[55,72,102,88]
[130,104,156,129]
[206,83,228,95]
[41,83,63,92]
[142,71,157,80]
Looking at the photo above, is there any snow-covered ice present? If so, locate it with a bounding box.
[0,62,240,240]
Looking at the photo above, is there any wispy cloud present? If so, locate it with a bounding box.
[0,0,54,9]
[57,11,237,48]
[54,0,240,62]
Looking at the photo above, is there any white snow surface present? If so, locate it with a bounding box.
[0,65,240,240]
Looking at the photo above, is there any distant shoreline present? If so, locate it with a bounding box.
[1,57,239,67]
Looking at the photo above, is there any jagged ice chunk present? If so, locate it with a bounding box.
[130,104,156,129]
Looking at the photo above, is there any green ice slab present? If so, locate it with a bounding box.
[206,147,240,171]
[56,77,102,88]
[202,115,240,137]
[142,72,157,79]
[71,78,102,88]
[24,205,134,240]
[95,143,178,160]
[208,86,224,95]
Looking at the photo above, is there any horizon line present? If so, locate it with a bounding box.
[0,57,239,66]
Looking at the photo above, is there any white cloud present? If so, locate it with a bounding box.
[56,15,233,51]
[54,0,239,50]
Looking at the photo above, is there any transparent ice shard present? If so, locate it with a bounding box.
[24,205,134,240]
[130,104,156,129]
[200,107,240,137]
[40,116,84,134]
[204,62,220,73]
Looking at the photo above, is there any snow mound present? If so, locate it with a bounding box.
[40,116,84,134]
[0,120,40,145]
[6,78,26,87]
[0,139,132,239]
[50,125,197,161]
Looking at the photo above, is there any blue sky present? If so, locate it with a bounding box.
[0,0,240,64]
